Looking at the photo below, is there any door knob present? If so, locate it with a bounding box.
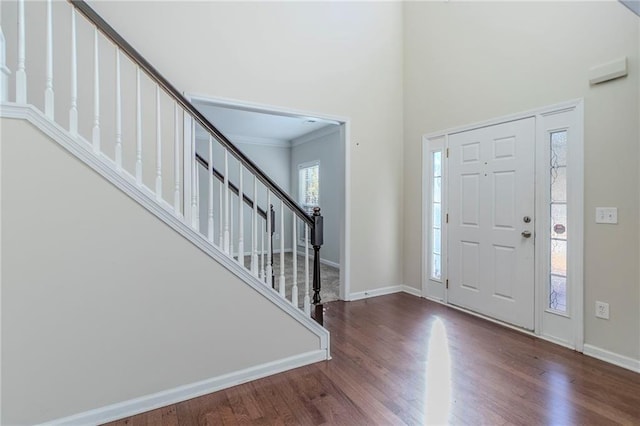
[521,230,532,238]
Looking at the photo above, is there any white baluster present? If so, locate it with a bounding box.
[195,162,200,232]
[260,216,266,282]
[44,0,54,119]
[223,149,230,253]
[304,224,310,316]
[16,0,26,104]
[69,8,77,135]
[218,174,223,247]
[251,176,259,277]
[92,27,100,154]
[265,191,272,286]
[230,194,234,257]
[279,201,285,298]
[155,85,162,200]
[207,135,214,243]
[135,67,142,185]
[174,104,180,215]
[237,166,244,267]
[115,48,122,171]
[0,26,10,103]
[292,215,298,307]
[190,119,198,230]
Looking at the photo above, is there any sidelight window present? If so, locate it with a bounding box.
[549,131,568,312]
[431,151,442,280]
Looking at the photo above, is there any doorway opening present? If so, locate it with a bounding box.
[186,95,350,302]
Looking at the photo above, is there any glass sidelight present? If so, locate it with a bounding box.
[549,131,568,312]
[431,151,442,280]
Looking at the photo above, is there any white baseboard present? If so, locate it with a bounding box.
[583,344,640,373]
[401,285,422,297]
[37,350,327,426]
[348,285,420,301]
[319,258,340,268]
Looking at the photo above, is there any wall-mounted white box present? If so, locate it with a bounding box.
[589,57,628,85]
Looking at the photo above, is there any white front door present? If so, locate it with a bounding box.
[447,118,535,330]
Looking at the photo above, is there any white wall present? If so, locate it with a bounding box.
[88,0,405,295]
[0,119,322,425]
[403,1,640,360]
[291,126,343,266]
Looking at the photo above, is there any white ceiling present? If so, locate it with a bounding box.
[194,102,337,143]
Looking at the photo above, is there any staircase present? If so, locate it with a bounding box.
[0,0,329,424]
[0,0,326,320]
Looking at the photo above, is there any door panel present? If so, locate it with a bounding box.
[448,118,535,330]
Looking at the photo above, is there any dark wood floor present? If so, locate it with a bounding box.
[106,293,640,425]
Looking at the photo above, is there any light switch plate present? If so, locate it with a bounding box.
[595,207,618,224]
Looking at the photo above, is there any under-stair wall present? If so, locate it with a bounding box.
[1,117,327,425]
[0,0,331,423]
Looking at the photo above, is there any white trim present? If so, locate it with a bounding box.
[0,103,330,351]
[423,99,584,141]
[36,350,327,426]
[186,93,346,126]
[218,132,290,149]
[348,285,420,301]
[421,136,446,301]
[583,344,640,373]
[291,125,340,147]
[401,285,422,298]
[319,258,340,269]
[340,123,351,301]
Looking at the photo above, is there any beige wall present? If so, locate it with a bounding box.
[1,119,321,425]
[88,0,405,295]
[403,1,640,359]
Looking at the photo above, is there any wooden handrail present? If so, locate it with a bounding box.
[195,153,268,220]
[69,0,314,228]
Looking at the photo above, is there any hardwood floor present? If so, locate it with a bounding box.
[105,294,640,425]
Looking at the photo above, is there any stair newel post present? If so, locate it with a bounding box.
[16,0,26,104]
[311,207,324,325]
[44,0,54,119]
[279,200,286,298]
[0,26,10,103]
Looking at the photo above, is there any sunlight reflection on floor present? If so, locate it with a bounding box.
[424,317,452,425]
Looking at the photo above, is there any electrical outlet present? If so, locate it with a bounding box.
[275,233,280,240]
[595,301,610,319]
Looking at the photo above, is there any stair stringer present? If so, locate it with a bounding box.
[0,102,330,351]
